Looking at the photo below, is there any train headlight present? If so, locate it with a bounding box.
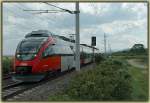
[34,54,37,57]
[17,54,20,57]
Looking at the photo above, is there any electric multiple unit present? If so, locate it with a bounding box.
[12,30,99,82]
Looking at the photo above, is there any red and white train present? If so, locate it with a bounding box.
[12,30,99,82]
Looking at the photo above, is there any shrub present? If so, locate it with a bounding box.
[2,56,13,74]
[49,59,132,101]
[94,53,105,64]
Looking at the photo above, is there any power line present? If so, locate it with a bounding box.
[23,9,67,14]
[3,4,62,39]
[15,4,60,30]
[22,3,75,35]
[19,2,74,24]
[3,3,74,46]
[43,2,76,14]
[16,4,55,21]
[44,2,67,11]
[23,9,64,12]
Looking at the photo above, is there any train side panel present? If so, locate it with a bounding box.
[61,55,74,72]
[34,55,61,73]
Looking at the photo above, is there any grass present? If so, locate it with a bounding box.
[115,56,148,101]
[128,65,148,101]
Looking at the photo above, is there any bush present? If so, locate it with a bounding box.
[94,53,105,64]
[49,59,132,101]
[2,56,13,74]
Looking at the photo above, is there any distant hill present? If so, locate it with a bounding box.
[112,44,147,56]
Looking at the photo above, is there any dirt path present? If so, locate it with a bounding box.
[127,59,147,69]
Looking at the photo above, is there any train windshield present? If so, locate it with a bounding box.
[16,40,43,60]
[17,41,42,53]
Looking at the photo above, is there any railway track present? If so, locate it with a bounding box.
[2,75,22,89]
[2,68,74,101]
[3,73,11,80]
[2,81,23,90]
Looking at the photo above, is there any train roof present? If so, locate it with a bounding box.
[53,35,75,43]
[22,37,48,43]
[54,35,99,50]
[24,30,99,50]
[25,30,53,38]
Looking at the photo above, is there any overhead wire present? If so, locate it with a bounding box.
[41,2,75,36]
[43,2,75,14]
[43,2,67,11]
[16,4,55,25]
[15,4,57,30]
[4,3,75,40]
[19,3,69,28]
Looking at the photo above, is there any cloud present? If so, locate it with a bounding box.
[2,2,147,55]
[99,19,147,35]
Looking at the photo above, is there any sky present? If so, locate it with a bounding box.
[3,2,148,55]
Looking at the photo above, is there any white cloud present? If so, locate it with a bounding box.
[122,3,147,19]
[99,19,147,35]
[80,3,111,15]
[3,2,147,55]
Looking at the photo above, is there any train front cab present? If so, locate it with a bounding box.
[12,37,56,82]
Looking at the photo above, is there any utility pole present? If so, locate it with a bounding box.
[75,2,80,71]
[108,43,112,57]
[104,33,107,56]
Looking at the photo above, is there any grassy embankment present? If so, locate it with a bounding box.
[48,58,133,101]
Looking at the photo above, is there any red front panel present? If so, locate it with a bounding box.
[14,56,61,74]
[35,55,61,73]
[14,36,58,74]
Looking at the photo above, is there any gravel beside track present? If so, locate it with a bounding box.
[6,63,94,101]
